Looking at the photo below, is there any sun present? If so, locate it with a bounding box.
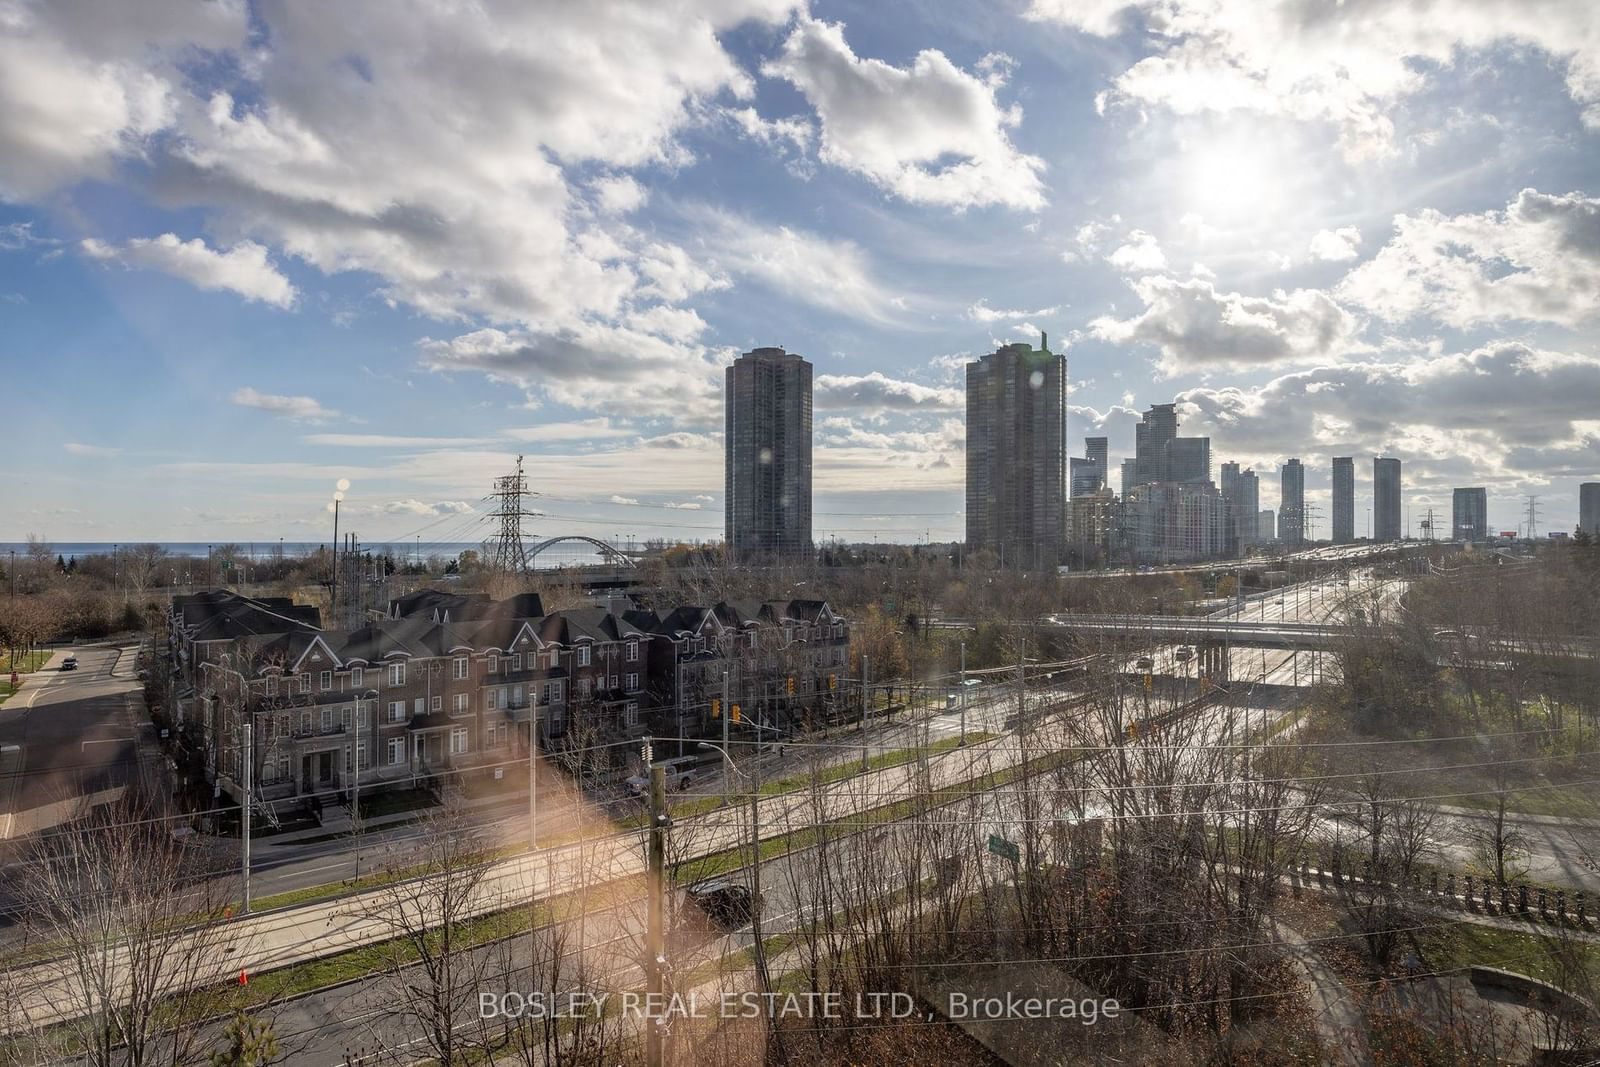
[1180,133,1291,227]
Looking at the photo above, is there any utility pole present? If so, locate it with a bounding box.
[644,741,667,1067]
[353,692,366,880]
[860,653,870,773]
[528,713,538,852]
[721,671,731,806]
[488,455,538,573]
[1524,494,1542,541]
[958,641,967,745]
[330,499,340,620]
[241,721,253,914]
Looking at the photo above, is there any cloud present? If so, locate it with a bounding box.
[1309,227,1362,263]
[722,106,814,152]
[763,17,1045,211]
[1027,0,1600,158]
[63,442,120,457]
[418,324,724,420]
[590,175,648,216]
[608,495,640,506]
[1338,188,1600,329]
[504,419,635,444]
[303,433,489,448]
[230,387,341,422]
[814,417,965,489]
[639,432,718,449]
[967,299,1060,323]
[691,207,900,324]
[662,500,703,509]
[383,499,474,516]
[1175,344,1600,485]
[1,0,797,336]
[1106,229,1167,272]
[1091,276,1364,375]
[814,372,963,413]
[80,233,297,307]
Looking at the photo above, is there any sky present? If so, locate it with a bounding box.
[2,0,1598,548]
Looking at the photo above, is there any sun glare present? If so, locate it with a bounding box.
[1181,135,1289,226]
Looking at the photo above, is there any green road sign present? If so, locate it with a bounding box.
[987,834,1020,863]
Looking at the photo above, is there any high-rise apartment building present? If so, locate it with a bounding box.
[1280,459,1305,546]
[1580,482,1600,537]
[1130,403,1209,487]
[966,336,1067,568]
[1070,436,1108,497]
[1451,487,1487,542]
[725,347,812,558]
[1259,510,1275,541]
[1374,457,1402,541]
[1332,457,1355,543]
[1236,468,1260,546]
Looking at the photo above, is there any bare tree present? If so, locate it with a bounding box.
[6,796,244,1067]
[345,791,499,1065]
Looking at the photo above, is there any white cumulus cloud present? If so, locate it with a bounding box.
[80,233,296,307]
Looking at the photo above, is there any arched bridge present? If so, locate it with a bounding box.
[527,536,638,570]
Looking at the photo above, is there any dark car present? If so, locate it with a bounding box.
[686,880,759,928]
[61,655,78,672]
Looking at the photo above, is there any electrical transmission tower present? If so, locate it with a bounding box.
[486,455,539,572]
[1524,494,1541,540]
[1420,506,1437,541]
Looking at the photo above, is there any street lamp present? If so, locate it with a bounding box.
[353,688,379,879]
[698,741,770,997]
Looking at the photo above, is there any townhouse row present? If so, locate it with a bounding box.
[168,588,851,812]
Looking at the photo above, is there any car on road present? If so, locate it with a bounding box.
[60,655,78,671]
[625,755,701,795]
[685,879,759,928]
[1135,656,1154,671]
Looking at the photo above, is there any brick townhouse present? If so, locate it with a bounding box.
[170,589,849,817]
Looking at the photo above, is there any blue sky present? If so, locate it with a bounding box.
[2,0,1598,546]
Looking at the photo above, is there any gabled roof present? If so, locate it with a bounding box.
[173,590,321,642]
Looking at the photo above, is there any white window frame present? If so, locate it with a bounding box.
[389,662,406,687]
[431,695,442,712]
[389,700,406,723]
[623,702,640,728]
[266,675,278,697]
[321,707,334,733]
[387,738,405,765]
[453,692,468,714]
[449,728,468,755]
[488,654,499,674]
[625,640,639,662]
[625,672,639,692]
[512,652,522,671]
[453,656,468,680]
[351,666,363,687]
[297,673,310,694]
[578,646,591,667]
[320,670,332,691]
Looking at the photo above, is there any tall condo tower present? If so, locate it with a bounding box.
[1374,457,1402,541]
[966,334,1066,568]
[1332,457,1355,543]
[725,347,813,559]
[1280,459,1305,546]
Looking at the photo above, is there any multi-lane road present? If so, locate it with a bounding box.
[0,643,157,840]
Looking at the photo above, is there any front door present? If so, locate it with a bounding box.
[317,751,333,784]
[301,754,312,792]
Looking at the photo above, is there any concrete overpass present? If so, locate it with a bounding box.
[1042,614,1598,662]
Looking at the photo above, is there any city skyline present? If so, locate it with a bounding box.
[1,2,1597,542]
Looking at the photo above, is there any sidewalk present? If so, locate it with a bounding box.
[260,785,535,846]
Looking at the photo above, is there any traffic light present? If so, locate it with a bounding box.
[731,704,742,723]
[711,698,721,719]
[828,675,837,690]
[786,676,795,695]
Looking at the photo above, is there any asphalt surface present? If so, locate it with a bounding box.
[0,644,153,831]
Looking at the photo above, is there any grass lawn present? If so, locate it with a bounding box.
[1412,919,1600,991]
[0,649,52,674]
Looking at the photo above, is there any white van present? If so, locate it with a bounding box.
[625,755,701,795]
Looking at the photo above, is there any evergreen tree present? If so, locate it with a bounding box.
[209,1010,279,1067]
